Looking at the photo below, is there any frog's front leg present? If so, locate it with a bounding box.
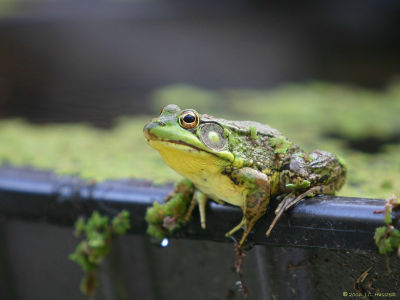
[183,188,227,227]
[184,189,208,229]
[225,167,271,247]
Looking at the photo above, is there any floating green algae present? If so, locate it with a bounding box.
[1,81,399,199]
[0,118,181,183]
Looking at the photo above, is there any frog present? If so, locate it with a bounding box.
[143,104,347,247]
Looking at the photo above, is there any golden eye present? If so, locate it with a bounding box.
[179,110,199,129]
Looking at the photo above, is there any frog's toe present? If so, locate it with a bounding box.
[225,219,246,237]
[274,192,296,214]
[201,220,206,229]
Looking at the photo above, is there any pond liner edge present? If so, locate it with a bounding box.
[0,166,391,252]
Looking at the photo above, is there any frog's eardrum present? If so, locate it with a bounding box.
[198,123,227,151]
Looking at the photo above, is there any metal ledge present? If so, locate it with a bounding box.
[0,166,391,252]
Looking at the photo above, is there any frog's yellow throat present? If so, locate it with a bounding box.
[147,139,227,178]
[147,139,246,207]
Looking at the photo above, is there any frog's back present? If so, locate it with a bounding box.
[200,115,300,177]
[200,114,282,137]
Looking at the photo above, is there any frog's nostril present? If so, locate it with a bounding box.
[144,121,155,133]
[143,120,166,139]
[150,117,166,126]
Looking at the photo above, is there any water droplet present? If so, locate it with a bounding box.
[161,238,169,247]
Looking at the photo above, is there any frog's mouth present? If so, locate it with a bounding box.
[143,124,199,150]
[146,135,209,155]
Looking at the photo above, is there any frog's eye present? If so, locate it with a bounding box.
[179,110,199,129]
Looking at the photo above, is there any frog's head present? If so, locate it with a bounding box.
[144,104,235,176]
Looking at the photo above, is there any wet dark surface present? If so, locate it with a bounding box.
[0,167,398,299]
[1,219,400,300]
[0,166,390,251]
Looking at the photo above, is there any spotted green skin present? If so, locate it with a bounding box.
[144,104,347,246]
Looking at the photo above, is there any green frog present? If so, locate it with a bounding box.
[144,104,347,247]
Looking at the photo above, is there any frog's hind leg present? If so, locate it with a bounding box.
[239,200,268,246]
[225,218,246,237]
[225,198,268,247]
[224,167,271,247]
[281,184,336,211]
[265,192,295,237]
[266,184,336,236]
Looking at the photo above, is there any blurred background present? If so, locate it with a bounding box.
[0,0,399,126]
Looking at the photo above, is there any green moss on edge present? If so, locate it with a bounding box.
[69,210,131,299]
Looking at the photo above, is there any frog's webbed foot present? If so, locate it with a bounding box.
[184,190,208,229]
[266,184,336,236]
